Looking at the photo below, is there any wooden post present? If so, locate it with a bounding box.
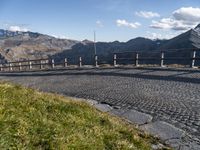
[19,62,22,71]
[29,61,32,69]
[160,51,164,67]
[95,55,98,67]
[191,50,196,68]
[0,64,2,71]
[113,54,117,67]
[135,53,139,67]
[51,59,55,68]
[40,60,43,69]
[46,60,49,68]
[64,58,68,67]
[9,63,12,71]
[79,57,82,67]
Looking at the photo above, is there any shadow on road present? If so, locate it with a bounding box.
[0,67,200,84]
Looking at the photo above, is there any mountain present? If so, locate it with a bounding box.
[159,27,200,50]
[0,29,25,39]
[52,24,200,65]
[51,37,169,64]
[0,24,200,65]
[0,30,80,63]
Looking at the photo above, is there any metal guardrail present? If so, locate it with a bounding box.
[0,48,199,72]
[113,49,200,68]
[0,56,99,72]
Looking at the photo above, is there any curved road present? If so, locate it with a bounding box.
[0,67,200,148]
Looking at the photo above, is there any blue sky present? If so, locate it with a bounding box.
[0,0,200,41]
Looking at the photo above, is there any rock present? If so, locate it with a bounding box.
[121,109,153,125]
[94,103,112,112]
[141,121,185,141]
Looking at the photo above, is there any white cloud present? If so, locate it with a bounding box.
[145,31,179,40]
[173,7,200,22]
[8,26,28,32]
[96,20,104,27]
[150,18,192,30]
[135,11,160,18]
[146,32,163,39]
[116,19,141,28]
[52,35,68,39]
[150,7,200,31]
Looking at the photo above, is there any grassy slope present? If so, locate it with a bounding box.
[0,82,163,150]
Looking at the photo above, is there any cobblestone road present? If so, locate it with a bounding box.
[0,67,200,144]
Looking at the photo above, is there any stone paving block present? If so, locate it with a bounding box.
[165,139,200,150]
[141,121,185,141]
[94,103,113,112]
[121,109,153,125]
[86,99,98,106]
[186,142,200,150]
[110,108,127,117]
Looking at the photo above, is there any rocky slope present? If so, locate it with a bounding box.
[0,30,80,63]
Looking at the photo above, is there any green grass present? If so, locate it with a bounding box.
[0,82,166,149]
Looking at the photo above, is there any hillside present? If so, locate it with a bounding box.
[0,30,80,63]
[0,82,164,149]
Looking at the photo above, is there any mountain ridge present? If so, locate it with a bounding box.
[0,24,200,64]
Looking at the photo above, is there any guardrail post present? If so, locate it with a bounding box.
[9,63,12,71]
[135,53,139,67]
[191,50,196,68]
[46,60,49,67]
[19,62,22,71]
[64,58,68,67]
[113,54,117,67]
[29,61,32,69]
[79,57,82,67]
[40,60,43,69]
[0,64,2,71]
[51,59,55,68]
[95,55,98,67]
[160,51,164,67]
